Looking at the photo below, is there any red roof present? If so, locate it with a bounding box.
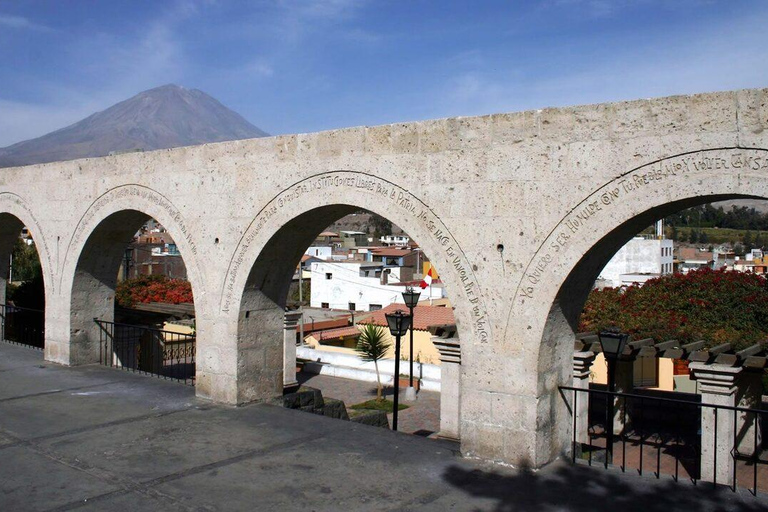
[388,279,443,287]
[359,303,455,331]
[297,317,350,334]
[678,248,714,261]
[316,325,361,341]
[369,248,412,257]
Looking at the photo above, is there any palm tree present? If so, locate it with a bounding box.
[355,324,391,401]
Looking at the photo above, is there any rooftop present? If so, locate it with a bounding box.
[369,248,413,257]
[359,303,455,330]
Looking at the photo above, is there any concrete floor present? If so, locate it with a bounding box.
[1,342,765,512]
[297,371,441,436]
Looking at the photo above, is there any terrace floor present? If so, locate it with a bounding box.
[1,342,765,511]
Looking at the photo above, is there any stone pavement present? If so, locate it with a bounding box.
[297,371,441,436]
[1,342,766,512]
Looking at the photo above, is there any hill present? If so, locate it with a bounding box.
[0,84,268,167]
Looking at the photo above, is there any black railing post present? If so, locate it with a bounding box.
[558,385,766,496]
[572,389,577,463]
[733,408,737,492]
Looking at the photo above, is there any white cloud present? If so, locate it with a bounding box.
[0,13,52,31]
[243,60,275,78]
[433,6,768,118]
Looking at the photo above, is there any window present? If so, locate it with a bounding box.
[349,302,356,310]
[325,273,332,280]
[321,302,329,309]
[369,304,382,311]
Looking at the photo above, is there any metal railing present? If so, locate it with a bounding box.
[0,303,44,349]
[94,319,195,385]
[560,385,767,496]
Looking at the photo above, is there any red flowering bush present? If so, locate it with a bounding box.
[579,267,768,351]
[116,275,193,308]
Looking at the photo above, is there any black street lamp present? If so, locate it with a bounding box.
[385,309,412,431]
[597,327,630,465]
[401,286,421,391]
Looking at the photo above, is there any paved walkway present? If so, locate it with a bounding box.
[297,371,441,436]
[1,342,766,511]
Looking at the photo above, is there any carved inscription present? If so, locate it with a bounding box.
[0,193,54,292]
[70,185,197,255]
[516,149,768,304]
[223,171,490,343]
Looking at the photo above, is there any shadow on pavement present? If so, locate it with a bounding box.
[443,462,766,512]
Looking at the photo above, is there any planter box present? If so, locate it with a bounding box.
[398,377,420,391]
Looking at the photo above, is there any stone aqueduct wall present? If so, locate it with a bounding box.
[1,88,766,467]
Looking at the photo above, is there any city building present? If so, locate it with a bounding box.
[309,260,444,311]
[598,235,674,287]
[379,235,410,246]
[677,247,714,273]
[339,230,369,248]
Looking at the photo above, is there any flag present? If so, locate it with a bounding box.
[420,266,436,289]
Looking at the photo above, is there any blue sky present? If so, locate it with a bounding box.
[0,0,766,147]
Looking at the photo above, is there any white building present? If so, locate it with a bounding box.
[310,261,444,311]
[379,235,410,246]
[304,246,333,259]
[598,236,674,288]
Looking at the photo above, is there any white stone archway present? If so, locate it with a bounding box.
[55,185,206,368]
[198,170,487,406]
[507,147,768,466]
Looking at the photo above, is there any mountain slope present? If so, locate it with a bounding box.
[0,84,268,167]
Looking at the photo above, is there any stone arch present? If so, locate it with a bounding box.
[0,192,54,301]
[0,194,52,355]
[217,170,490,404]
[61,185,204,366]
[507,147,768,465]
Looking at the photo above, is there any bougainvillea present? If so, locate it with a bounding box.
[116,275,193,308]
[579,267,768,351]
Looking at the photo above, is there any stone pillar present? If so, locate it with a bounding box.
[689,363,741,486]
[283,311,302,390]
[433,335,461,441]
[572,351,596,446]
[736,369,763,456]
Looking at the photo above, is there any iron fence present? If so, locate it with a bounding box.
[0,303,44,349]
[560,385,768,496]
[94,318,195,385]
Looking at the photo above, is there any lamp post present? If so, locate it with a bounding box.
[597,327,630,465]
[385,309,411,431]
[401,286,421,400]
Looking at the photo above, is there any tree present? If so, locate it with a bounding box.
[699,231,709,244]
[290,280,310,305]
[689,229,699,244]
[115,275,193,307]
[579,267,768,351]
[369,214,393,238]
[744,230,753,250]
[11,238,41,283]
[354,324,391,401]
[670,225,678,241]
